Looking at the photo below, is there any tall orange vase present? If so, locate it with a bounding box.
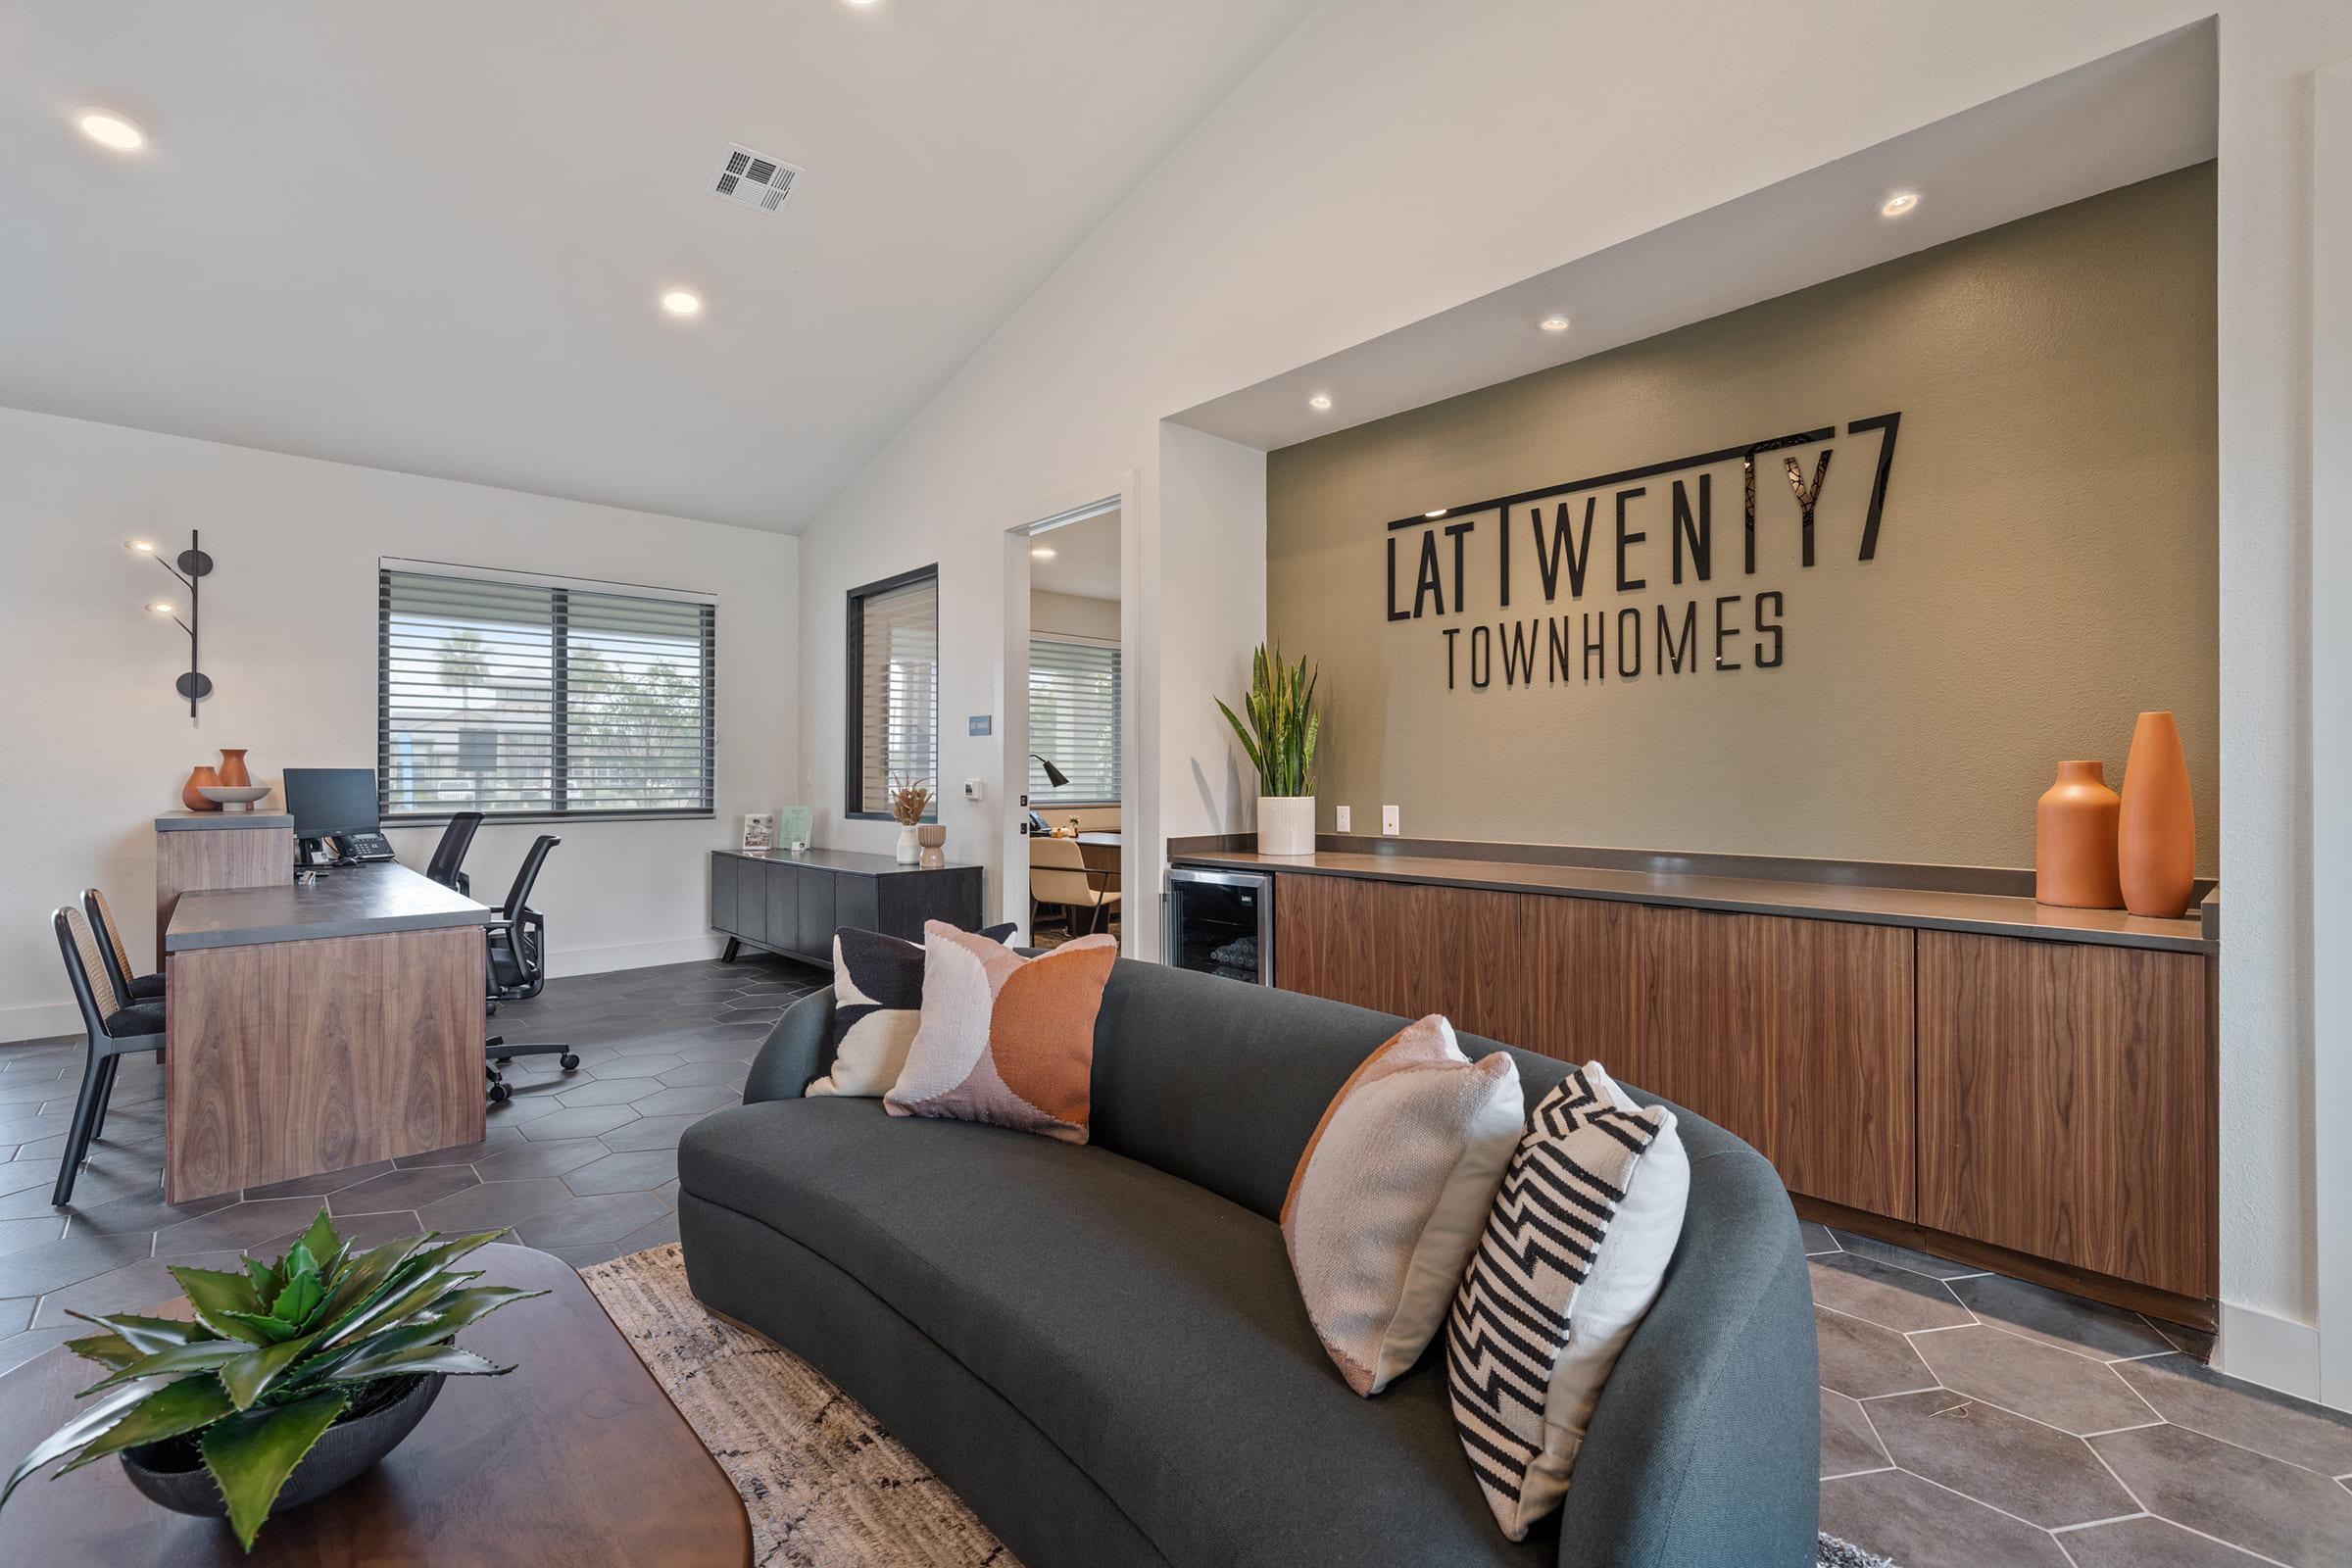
[2034,760,2122,908]
[217,748,251,787]
[2118,711,2195,918]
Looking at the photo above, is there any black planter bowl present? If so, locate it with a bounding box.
[119,1373,445,1520]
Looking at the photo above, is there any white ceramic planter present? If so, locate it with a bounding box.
[895,823,921,864]
[1257,794,1317,857]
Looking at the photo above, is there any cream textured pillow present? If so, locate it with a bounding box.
[1281,1015,1523,1396]
[808,924,1016,1098]
[1447,1063,1689,1539]
[883,923,1117,1143]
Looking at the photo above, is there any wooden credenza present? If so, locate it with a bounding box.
[710,847,983,967]
[1224,848,2217,1322]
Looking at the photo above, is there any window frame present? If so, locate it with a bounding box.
[376,563,716,827]
[843,564,942,822]
[1026,631,1122,809]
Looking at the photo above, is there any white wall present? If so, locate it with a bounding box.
[1031,590,1120,641]
[0,406,796,1043]
[792,0,2352,1389]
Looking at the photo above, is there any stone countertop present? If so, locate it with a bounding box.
[166,862,490,953]
[1167,847,2214,955]
[155,810,293,832]
[713,846,979,875]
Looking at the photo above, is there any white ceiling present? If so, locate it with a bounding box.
[1030,509,1119,601]
[1171,21,2217,454]
[0,1,1315,532]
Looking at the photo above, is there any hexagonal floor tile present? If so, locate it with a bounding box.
[1864,1389,2134,1527]
[327,1164,482,1215]
[512,1191,669,1250]
[413,1179,573,1234]
[1913,1325,2157,1436]
[561,1150,677,1197]
[2090,1421,2352,1565]
[1820,1468,2069,1568]
[470,1139,612,1182]
[1810,1253,1976,1334]
[2113,1352,2352,1478]
[1947,1271,2175,1362]
[1816,1306,1937,1400]
[515,1104,643,1142]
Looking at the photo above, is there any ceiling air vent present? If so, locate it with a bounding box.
[710,143,803,214]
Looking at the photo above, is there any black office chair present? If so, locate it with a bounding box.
[424,811,483,897]
[50,907,166,1206]
[483,834,578,1103]
[81,888,166,1006]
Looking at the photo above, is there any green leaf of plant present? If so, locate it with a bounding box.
[417,1286,547,1335]
[0,1379,155,1511]
[63,1331,143,1371]
[75,1337,251,1396]
[329,1343,506,1383]
[69,1310,218,1354]
[218,1333,324,1411]
[199,1390,348,1551]
[319,1266,478,1351]
[310,1236,426,1335]
[242,1254,281,1306]
[219,1309,305,1346]
[296,1209,342,1278]
[167,1265,272,1345]
[271,1248,324,1329]
[57,1374,236,1474]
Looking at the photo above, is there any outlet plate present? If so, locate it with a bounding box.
[1335,805,1352,832]
[1382,805,1400,836]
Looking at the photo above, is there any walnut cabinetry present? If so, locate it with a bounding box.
[1260,860,2217,1318]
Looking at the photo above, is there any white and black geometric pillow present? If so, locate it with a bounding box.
[805,924,1014,1098]
[1446,1063,1689,1540]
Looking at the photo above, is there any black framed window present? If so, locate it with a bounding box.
[846,565,939,818]
[1028,635,1120,806]
[378,563,715,821]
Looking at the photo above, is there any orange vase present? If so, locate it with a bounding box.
[182,764,222,811]
[2118,711,2196,918]
[217,748,251,787]
[2034,760,2123,908]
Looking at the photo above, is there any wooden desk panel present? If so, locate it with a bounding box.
[154,826,292,968]
[165,926,483,1202]
[1917,930,2216,1298]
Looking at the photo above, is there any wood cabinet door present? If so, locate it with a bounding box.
[1918,931,2215,1297]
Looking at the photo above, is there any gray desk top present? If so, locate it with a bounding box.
[713,846,978,876]
[166,862,490,953]
[155,810,293,832]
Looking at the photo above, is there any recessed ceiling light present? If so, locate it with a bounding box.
[1425,509,1447,519]
[844,0,882,6]
[1879,192,1921,218]
[1030,546,1057,560]
[1539,316,1570,333]
[76,108,145,152]
[1307,393,1333,412]
[660,288,704,318]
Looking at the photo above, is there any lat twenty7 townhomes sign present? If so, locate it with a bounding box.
[1383,414,1902,690]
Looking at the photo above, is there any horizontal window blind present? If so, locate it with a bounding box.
[379,566,714,819]
[1029,635,1120,806]
[852,572,939,815]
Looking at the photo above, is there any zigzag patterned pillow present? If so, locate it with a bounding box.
[1446,1064,1690,1540]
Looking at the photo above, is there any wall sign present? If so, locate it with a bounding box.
[1383,414,1902,689]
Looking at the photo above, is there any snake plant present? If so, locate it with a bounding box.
[1,1210,544,1550]
[1216,642,1321,797]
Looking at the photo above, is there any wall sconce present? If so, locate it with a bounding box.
[127,531,213,722]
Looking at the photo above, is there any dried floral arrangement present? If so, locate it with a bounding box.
[889,778,932,826]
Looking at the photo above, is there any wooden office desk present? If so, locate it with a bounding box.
[163,863,489,1202]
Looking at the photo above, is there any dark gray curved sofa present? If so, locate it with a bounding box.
[676,957,1818,1568]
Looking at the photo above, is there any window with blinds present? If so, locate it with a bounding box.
[1028,636,1121,806]
[847,566,939,817]
[378,564,714,820]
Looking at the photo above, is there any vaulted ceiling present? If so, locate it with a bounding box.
[0,1,1315,530]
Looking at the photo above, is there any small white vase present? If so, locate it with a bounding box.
[895,823,921,864]
[1257,795,1316,856]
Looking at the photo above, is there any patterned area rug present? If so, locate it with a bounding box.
[582,1244,1886,1568]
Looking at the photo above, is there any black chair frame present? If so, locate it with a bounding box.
[483,834,577,1103]
[49,908,164,1207]
[425,811,483,898]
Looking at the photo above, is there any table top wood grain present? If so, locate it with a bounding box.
[0,1245,751,1567]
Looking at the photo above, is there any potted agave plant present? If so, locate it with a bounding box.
[1,1210,543,1551]
[1216,643,1321,857]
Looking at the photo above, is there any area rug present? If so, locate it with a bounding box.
[583,1244,1888,1568]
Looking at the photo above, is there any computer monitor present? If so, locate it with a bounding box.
[284,768,380,839]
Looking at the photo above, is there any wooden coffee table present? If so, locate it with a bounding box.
[0,1245,751,1565]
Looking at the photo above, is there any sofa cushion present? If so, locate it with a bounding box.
[886,924,1116,1143]
[680,1097,1556,1568]
[810,923,1016,1098]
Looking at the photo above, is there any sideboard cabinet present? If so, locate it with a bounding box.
[710,848,982,967]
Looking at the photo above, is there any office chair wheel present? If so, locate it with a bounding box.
[487,1081,511,1104]
[559,1054,580,1071]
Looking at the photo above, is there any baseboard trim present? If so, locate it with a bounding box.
[2214,1300,2325,1402]
[0,999,79,1046]
[546,935,726,978]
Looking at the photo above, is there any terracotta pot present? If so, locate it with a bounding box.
[217,748,251,788]
[182,765,222,811]
[2034,761,2123,908]
[2118,711,2196,918]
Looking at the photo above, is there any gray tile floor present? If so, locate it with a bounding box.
[1809,1221,2352,1566]
[6,953,2351,1565]
[0,952,826,1375]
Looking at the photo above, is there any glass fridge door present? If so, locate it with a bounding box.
[1166,870,1272,985]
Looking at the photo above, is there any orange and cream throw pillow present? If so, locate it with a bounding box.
[1282,1015,1524,1396]
[883,922,1117,1144]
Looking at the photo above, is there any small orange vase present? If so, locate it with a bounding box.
[2118,710,2196,918]
[182,764,222,811]
[2034,760,2123,908]
[217,748,251,787]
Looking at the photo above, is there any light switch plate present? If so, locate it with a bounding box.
[1382,805,1400,836]
[962,777,986,802]
[1335,805,1352,832]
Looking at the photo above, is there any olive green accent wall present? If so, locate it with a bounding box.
[1266,164,2218,872]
